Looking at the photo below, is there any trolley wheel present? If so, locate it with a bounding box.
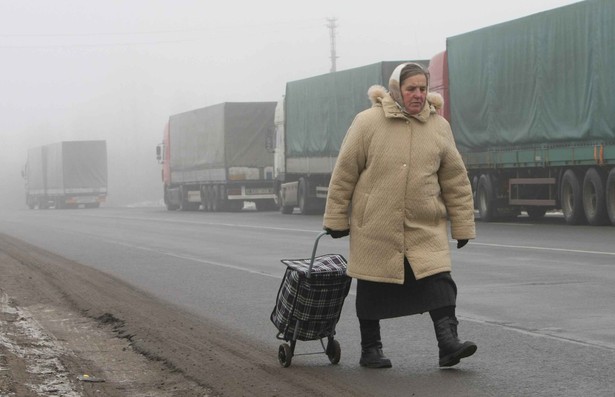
[326,339,341,365]
[278,343,292,367]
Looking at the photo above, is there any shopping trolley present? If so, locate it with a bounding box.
[270,230,352,367]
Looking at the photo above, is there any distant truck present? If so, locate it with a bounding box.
[156,102,277,211]
[23,140,108,209]
[428,0,615,226]
[274,60,428,214]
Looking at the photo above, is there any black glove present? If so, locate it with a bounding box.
[457,239,468,249]
[325,228,349,239]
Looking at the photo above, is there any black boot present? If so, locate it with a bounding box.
[433,316,477,367]
[359,319,392,368]
[360,345,392,368]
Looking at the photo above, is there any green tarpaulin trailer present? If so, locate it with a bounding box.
[429,0,615,226]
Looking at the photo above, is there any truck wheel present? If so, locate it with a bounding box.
[179,187,199,211]
[179,187,189,211]
[477,174,495,222]
[298,178,313,215]
[200,186,210,212]
[582,168,608,226]
[210,185,218,211]
[278,189,293,214]
[218,185,228,211]
[605,168,615,226]
[561,169,587,225]
[164,187,179,211]
[207,186,215,212]
[211,186,219,212]
[212,185,226,212]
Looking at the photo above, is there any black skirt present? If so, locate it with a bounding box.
[356,257,457,320]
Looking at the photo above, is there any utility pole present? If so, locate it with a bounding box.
[326,17,338,73]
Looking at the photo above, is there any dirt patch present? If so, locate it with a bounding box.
[0,233,366,397]
[0,240,212,397]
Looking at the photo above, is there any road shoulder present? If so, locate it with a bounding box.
[0,232,365,397]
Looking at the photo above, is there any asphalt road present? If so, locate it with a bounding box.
[1,206,614,396]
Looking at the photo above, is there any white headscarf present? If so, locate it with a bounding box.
[388,62,430,112]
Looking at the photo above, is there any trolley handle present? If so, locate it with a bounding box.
[307,230,331,278]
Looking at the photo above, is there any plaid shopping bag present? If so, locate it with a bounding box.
[271,254,351,341]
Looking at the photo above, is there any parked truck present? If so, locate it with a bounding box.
[274,60,427,214]
[23,140,108,209]
[156,102,277,211]
[428,0,615,226]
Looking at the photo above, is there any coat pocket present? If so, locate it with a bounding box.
[351,192,370,228]
[410,197,445,226]
[431,196,447,225]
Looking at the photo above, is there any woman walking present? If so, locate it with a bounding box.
[323,62,477,368]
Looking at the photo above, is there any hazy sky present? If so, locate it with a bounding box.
[0,0,581,208]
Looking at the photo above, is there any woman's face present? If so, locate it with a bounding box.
[401,74,427,115]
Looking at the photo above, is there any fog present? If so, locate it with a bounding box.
[0,0,580,209]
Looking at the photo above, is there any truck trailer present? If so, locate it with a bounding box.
[274,60,427,215]
[428,0,615,226]
[23,140,108,209]
[156,102,277,212]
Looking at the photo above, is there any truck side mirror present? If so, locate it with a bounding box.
[156,145,162,162]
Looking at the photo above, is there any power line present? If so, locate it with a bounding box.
[0,18,324,39]
[0,29,198,38]
[0,38,197,49]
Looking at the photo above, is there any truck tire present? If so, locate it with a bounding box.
[278,189,294,214]
[202,186,212,212]
[606,168,615,226]
[211,185,223,212]
[164,187,179,211]
[471,175,479,209]
[477,174,496,222]
[560,169,587,225]
[582,168,608,226]
[179,187,199,211]
[204,186,213,211]
[298,178,315,215]
[218,185,229,212]
[39,199,50,210]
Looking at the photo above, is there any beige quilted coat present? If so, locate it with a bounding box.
[323,85,476,284]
